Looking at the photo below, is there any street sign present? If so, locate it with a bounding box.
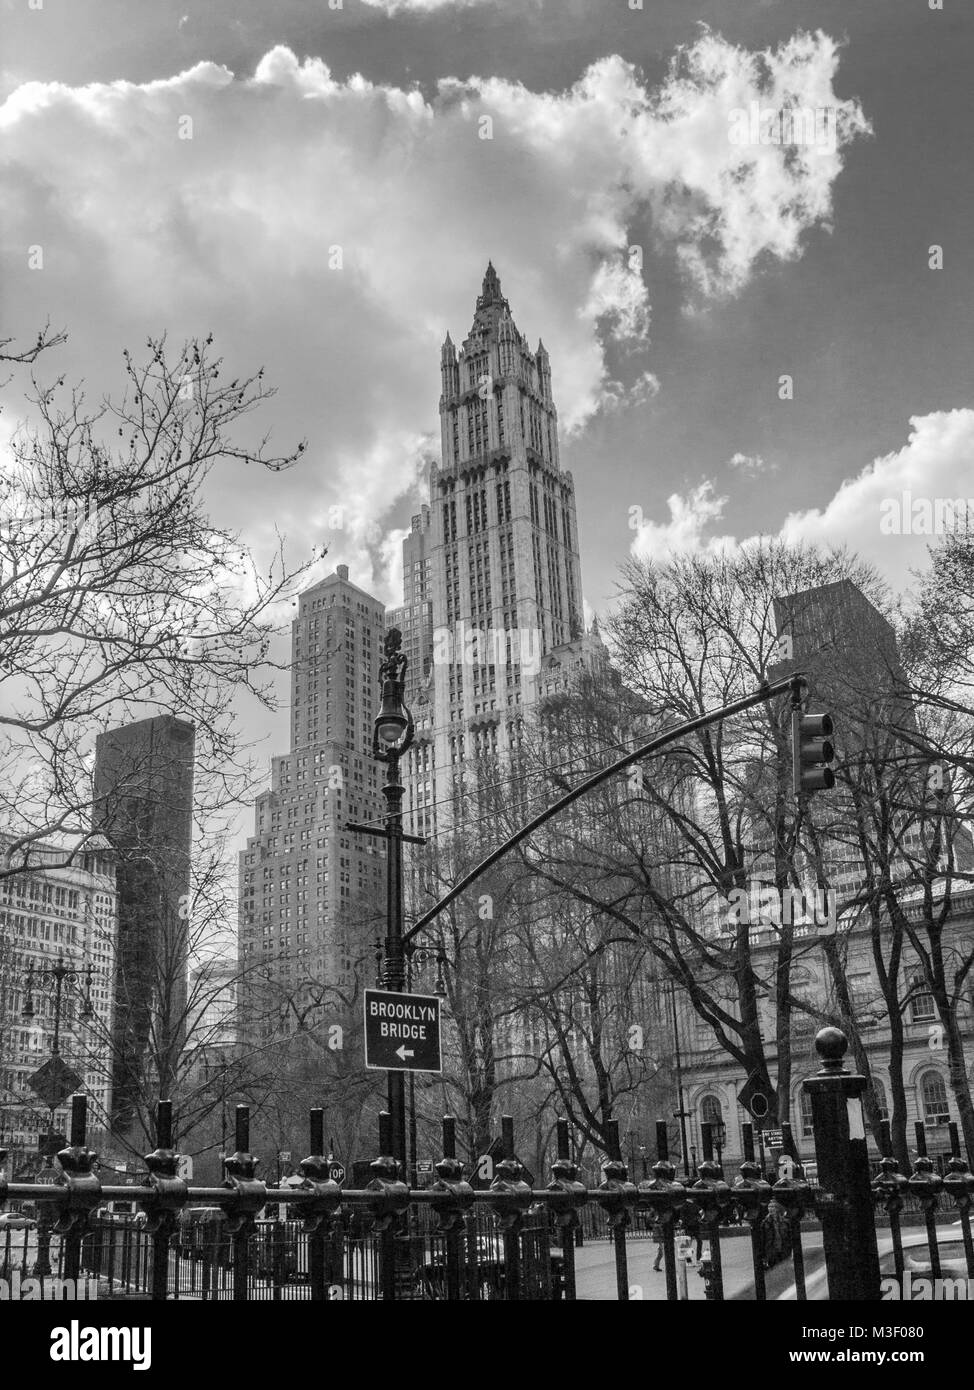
[763,1129,784,1149]
[38,1132,66,1158]
[176,1154,194,1180]
[363,988,442,1073]
[34,1164,62,1186]
[327,1161,346,1185]
[28,1057,83,1110]
[737,1072,771,1127]
[278,1150,291,1162]
[416,1161,434,1174]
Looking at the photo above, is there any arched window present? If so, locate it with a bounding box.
[921,1072,950,1127]
[871,1078,889,1123]
[799,1089,814,1139]
[700,1095,725,1151]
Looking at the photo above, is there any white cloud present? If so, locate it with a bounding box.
[728,451,774,476]
[779,410,974,582]
[631,481,737,560]
[631,411,974,592]
[0,33,868,591]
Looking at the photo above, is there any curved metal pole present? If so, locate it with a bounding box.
[402,672,805,947]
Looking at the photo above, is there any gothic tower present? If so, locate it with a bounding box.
[401,264,585,836]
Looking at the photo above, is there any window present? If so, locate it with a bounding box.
[920,1072,950,1127]
[699,1094,724,1150]
[871,1077,889,1124]
[799,1089,814,1139]
[910,976,935,1023]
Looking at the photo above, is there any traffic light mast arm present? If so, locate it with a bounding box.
[402,672,807,947]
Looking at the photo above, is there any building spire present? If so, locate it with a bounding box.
[476,260,507,313]
[482,260,501,301]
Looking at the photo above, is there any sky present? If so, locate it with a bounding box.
[2,0,973,814]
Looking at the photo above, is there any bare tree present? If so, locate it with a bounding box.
[0,330,317,867]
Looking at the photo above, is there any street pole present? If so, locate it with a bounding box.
[668,980,692,1179]
[383,738,407,1170]
[22,956,94,1160]
[347,628,424,1175]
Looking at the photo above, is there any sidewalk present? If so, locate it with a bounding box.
[573,1233,826,1300]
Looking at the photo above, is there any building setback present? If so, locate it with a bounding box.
[238,565,386,1043]
[92,715,195,1134]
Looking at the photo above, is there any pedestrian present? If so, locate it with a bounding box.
[651,1217,664,1272]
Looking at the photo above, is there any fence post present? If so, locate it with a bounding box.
[547,1118,585,1302]
[430,1116,472,1301]
[642,1120,684,1302]
[368,1110,409,1302]
[803,1027,881,1300]
[598,1119,634,1301]
[735,1123,771,1301]
[488,1115,532,1300]
[142,1100,186,1302]
[224,1105,265,1302]
[58,1095,101,1287]
[305,1108,328,1301]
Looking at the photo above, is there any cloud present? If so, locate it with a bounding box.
[728,451,774,476]
[630,411,974,590]
[0,33,868,596]
[779,410,974,580]
[631,481,736,560]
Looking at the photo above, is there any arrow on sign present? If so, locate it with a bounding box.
[395,1045,415,1060]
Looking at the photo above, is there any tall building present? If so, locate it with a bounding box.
[387,506,434,708]
[238,565,386,1042]
[0,834,116,1174]
[770,577,974,888]
[398,263,585,833]
[92,714,195,1132]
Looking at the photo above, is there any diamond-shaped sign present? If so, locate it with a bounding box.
[28,1056,83,1109]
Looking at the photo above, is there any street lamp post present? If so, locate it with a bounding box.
[666,980,692,1179]
[405,945,446,1193]
[347,628,425,1172]
[22,956,95,1063]
[22,956,95,1277]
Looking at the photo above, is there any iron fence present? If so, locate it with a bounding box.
[1,1029,973,1301]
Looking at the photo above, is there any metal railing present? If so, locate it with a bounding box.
[2,1032,973,1301]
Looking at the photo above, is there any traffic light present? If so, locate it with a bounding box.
[792,708,836,796]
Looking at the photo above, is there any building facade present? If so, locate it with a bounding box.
[0,835,116,1174]
[387,505,434,709]
[92,714,196,1133]
[397,263,586,836]
[238,565,386,1043]
[677,895,974,1169]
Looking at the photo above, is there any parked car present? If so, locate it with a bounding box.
[0,1211,36,1231]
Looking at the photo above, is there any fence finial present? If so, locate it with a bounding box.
[814,1026,847,1075]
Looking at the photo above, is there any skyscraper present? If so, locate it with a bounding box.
[238,565,386,1042]
[398,263,586,834]
[386,505,434,708]
[91,714,195,1132]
